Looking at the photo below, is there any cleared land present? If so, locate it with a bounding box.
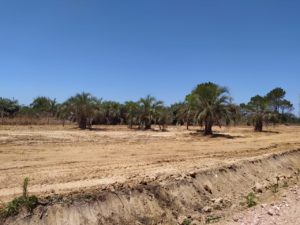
[1,124,300,203]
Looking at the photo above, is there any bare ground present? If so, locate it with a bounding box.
[221,184,300,225]
[1,125,300,224]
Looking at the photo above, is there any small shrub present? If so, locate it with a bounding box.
[0,178,38,219]
[183,218,191,225]
[244,192,257,208]
[24,196,38,212]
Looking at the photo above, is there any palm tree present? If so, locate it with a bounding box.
[138,95,164,130]
[30,97,59,123]
[242,95,274,132]
[227,104,241,126]
[185,93,199,130]
[248,95,267,132]
[100,101,122,125]
[0,98,20,124]
[64,92,100,129]
[187,82,231,135]
[154,106,172,131]
[124,101,140,129]
[170,102,187,126]
[57,103,70,127]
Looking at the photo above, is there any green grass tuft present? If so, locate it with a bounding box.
[0,178,38,219]
[244,192,257,208]
[183,218,191,225]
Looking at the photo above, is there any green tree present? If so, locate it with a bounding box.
[186,82,231,135]
[30,97,52,112]
[185,93,201,130]
[57,103,70,126]
[0,98,20,123]
[243,88,294,131]
[279,99,294,123]
[227,104,241,126]
[265,87,286,113]
[30,97,58,123]
[64,92,100,129]
[154,106,172,131]
[138,95,164,130]
[170,102,188,126]
[246,95,268,132]
[100,101,122,125]
[279,99,293,114]
[124,101,140,129]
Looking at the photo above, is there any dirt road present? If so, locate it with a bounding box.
[0,125,299,202]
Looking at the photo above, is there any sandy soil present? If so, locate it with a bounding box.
[221,185,300,225]
[0,125,300,202]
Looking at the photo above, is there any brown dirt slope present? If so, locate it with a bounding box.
[2,146,300,225]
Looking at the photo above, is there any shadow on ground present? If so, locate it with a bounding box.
[190,131,243,139]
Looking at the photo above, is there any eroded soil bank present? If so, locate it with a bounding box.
[2,148,300,225]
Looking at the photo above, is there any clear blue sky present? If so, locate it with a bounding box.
[0,1,299,114]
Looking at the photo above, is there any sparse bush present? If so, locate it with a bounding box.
[244,192,257,208]
[0,178,38,219]
[183,218,191,225]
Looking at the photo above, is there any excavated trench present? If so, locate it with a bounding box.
[2,149,300,225]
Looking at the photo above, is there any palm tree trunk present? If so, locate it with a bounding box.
[1,111,4,125]
[254,120,263,132]
[145,123,151,130]
[186,113,190,130]
[204,120,213,135]
[143,117,151,130]
[79,117,87,129]
[128,117,133,129]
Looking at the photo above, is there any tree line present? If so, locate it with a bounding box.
[0,82,297,135]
